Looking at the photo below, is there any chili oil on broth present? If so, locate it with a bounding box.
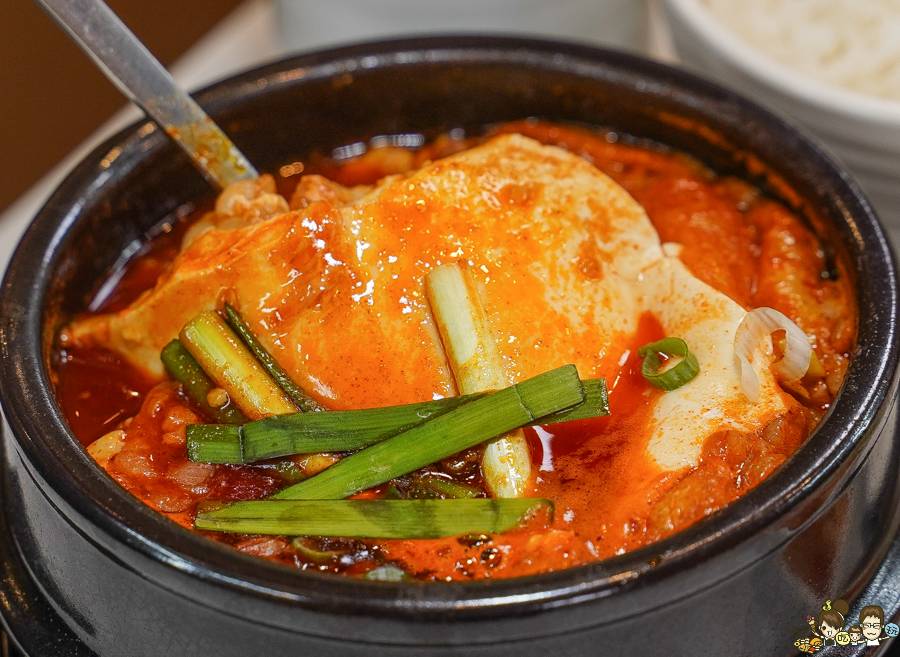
[53,122,855,580]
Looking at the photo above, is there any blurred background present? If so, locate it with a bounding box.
[2,0,898,249]
[0,0,242,213]
[0,0,652,216]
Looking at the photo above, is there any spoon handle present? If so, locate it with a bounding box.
[35,0,259,189]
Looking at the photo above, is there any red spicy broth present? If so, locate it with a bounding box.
[54,122,856,580]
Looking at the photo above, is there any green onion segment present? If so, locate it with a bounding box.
[410,475,482,499]
[364,564,410,581]
[637,337,700,391]
[223,304,326,413]
[186,378,608,464]
[242,391,486,461]
[271,365,584,500]
[161,340,247,425]
[291,537,343,563]
[531,377,608,425]
[425,261,529,498]
[195,498,552,538]
[186,424,243,463]
[180,310,297,418]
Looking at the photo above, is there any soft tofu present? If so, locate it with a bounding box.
[66,133,786,473]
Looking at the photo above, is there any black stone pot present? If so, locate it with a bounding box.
[0,37,898,656]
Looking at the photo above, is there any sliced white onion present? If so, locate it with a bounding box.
[734,307,812,402]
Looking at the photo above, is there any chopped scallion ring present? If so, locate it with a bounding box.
[195,498,552,539]
[637,337,700,391]
[364,564,410,581]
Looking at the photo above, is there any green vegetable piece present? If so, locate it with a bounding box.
[186,424,243,463]
[160,340,246,425]
[180,310,297,418]
[223,304,326,413]
[637,337,700,391]
[426,261,530,498]
[412,475,482,499]
[292,537,343,563]
[243,378,606,462]
[186,377,609,465]
[241,392,486,462]
[529,377,609,425]
[270,365,584,501]
[194,498,552,538]
[364,564,410,581]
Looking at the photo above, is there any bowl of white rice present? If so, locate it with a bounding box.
[661,0,900,244]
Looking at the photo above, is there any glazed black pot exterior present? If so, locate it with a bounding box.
[1,37,898,656]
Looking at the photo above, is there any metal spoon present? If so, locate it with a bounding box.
[35,0,259,189]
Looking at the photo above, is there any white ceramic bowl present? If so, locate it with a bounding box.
[661,0,900,246]
[275,0,648,55]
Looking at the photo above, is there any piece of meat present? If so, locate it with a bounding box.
[180,174,289,249]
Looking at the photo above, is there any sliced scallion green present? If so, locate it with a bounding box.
[180,310,297,419]
[223,304,326,413]
[426,262,530,498]
[185,378,609,464]
[186,424,242,463]
[530,377,608,425]
[410,475,481,499]
[637,337,700,391]
[161,340,247,425]
[194,498,552,538]
[241,391,485,461]
[271,365,584,500]
[364,564,410,581]
[292,537,343,563]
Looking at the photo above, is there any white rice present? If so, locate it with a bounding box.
[700,0,900,101]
